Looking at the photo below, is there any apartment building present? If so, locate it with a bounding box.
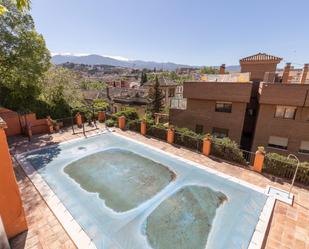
[169,53,309,161]
[252,65,309,161]
[169,71,252,144]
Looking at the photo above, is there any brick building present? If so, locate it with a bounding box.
[252,66,309,161]
[170,80,252,144]
[169,53,309,161]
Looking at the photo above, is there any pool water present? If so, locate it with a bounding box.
[24,132,267,249]
[146,185,227,249]
[64,148,175,212]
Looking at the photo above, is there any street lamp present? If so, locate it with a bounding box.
[287,154,300,197]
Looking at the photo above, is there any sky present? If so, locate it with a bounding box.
[31,0,309,67]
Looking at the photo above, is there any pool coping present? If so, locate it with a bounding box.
[15,130,277,249]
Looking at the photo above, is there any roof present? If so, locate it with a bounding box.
[106,87,149,105]
[240,53,282,63]
[143,77,178,87]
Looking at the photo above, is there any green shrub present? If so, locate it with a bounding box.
[93,99,109,111]
[211,137,246,165]
[105,119,115,127]
[263,153,309,185]
[143,112,155,126]
[127,119,140,132]
[114,107,139,121]
[174,127,203,139]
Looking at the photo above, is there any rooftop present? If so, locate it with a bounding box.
[240,53,283,63]
[143,77,178,87]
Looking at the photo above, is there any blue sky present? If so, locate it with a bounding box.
[31,0,309,66]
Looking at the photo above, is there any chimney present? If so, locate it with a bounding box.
[282,63,291,83]
[301,64,309,84]
[219,64,226,74]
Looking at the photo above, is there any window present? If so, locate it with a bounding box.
[215,102,232,113]
[168,88,175,97]
[212,127,229,138]
[275,106,296,119]
[195,124,204,134]
[299,141,309,154]
[268,136,288,150]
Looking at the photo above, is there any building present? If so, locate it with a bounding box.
[170,53,309,161]
[251,64,309,161]
[142,77,178,108]
[111,89,149,117]
[169,72,252,144]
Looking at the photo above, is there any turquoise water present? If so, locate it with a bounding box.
[25,132,267,249]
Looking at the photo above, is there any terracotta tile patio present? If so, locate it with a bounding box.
[9,126,309,249]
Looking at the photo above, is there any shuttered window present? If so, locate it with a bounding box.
[299,141,309,154]
[268,136,288,150]
[275,106,297,119]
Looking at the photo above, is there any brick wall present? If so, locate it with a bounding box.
[170,99,247,144]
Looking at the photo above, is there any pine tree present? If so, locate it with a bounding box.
[140,72,148,85]
[148,76,164,115]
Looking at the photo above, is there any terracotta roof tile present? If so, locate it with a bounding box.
[240,53,282,62]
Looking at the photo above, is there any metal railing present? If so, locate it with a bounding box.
[211,140,255,166]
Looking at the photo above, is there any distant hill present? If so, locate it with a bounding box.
[51,54,240,72]
[52,54,196,71]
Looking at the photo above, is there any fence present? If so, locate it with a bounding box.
[127,120,141,132]
[174,132,203,152]
[146,126,167,141]
[210,140,255,166]
[263,156,309,186]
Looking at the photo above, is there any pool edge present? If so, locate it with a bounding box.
[14,154,97,249]
[15,131,277,249]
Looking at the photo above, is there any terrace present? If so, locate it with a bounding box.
[5,122,309,249]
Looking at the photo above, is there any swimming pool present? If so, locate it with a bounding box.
[17,132,275,249]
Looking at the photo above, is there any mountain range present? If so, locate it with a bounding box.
[51,54,240,71]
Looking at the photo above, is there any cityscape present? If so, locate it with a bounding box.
[0,1,309,249]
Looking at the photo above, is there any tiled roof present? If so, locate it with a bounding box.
[240,53,282,62]
[143,77,178,87]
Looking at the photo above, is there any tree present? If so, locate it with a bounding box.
[148,76,164,115]
[41,66,82,104]
[0,0,50,111]
[140,72,148,85]
[199,66,219,74]
[0,0,30,15]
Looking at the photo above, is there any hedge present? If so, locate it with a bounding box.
[210,137,247,165]
[127,119,141,132]
[174,131,203,152]
[263,153,309,185]
[114,107,139,121]
[146,125,167,141]
[105,119,115,127]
